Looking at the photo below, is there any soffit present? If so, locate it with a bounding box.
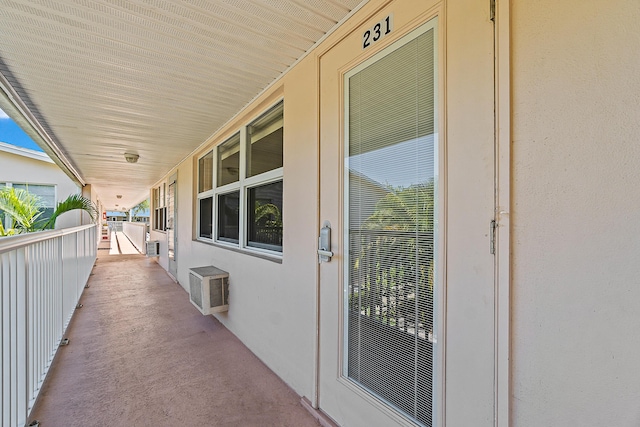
[0,0,365,210]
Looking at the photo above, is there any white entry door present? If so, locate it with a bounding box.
[167,173,177,279]
[318,1,495,426]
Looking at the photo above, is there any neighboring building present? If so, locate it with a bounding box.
[131,207,150,223]
[0,141,82,230]
[106,209,149,223]
[105,211,127,222]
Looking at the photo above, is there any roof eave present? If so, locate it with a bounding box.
[0,73,85,187]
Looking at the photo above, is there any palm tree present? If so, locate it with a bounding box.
[0,187,96,237]
[0,187,43,235]
[253,202,282,245]
[364,182,435,233]
[130,199,149,218]
[350,182,435,331]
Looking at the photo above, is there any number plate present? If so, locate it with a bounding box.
[362,14,393,50]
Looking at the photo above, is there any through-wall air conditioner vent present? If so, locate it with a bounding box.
[188,266,229,315]
[146,241,159,257]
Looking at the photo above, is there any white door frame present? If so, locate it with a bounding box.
[167,172,177,279]
[494,0,511,425]
[310,0,512,425]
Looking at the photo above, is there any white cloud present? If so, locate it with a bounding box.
[0,108,9,119]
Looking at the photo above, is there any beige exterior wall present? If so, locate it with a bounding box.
[150,0,497,420]
[148,54,320,398]
[0,146,82,229]
[511,1,640,426]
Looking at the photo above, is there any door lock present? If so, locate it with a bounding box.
[318,221,333,263]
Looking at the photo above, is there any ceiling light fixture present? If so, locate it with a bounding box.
[124,152,139,163]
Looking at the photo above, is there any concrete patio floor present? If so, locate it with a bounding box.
[28,251,322,427]
[108,230,142,255]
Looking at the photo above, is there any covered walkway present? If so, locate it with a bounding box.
[101,230,142,255]
[28,252,322,427]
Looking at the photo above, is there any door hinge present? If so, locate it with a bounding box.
[490,0,496,22]
[490,219,497,255]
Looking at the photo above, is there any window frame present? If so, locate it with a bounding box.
[196,150,214,240]
[0,182,57,230]
[153,184,167,232]
[245,179,283,252]
[196,100,284,257]
[216,189,240,244]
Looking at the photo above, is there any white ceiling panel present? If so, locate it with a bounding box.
[0,0,366,210]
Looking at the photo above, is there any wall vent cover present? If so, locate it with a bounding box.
[188,266,229,315]
[189,273,203,309]
[146,241,159,257]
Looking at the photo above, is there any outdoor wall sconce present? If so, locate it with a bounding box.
[124,152,139,163]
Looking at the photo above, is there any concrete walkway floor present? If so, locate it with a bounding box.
[29,253,321,427]
[107,230,142,255]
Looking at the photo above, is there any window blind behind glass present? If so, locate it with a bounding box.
[346,27,435,426]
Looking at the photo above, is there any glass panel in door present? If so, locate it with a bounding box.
[344,23,437,426]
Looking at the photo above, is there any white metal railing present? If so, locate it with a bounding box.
[0,224,97,427]
[122,222,148,254]
[106,220,123,232]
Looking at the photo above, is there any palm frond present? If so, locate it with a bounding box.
[0,187,43,232]
[0,221,16,237]
[42,194,96,229]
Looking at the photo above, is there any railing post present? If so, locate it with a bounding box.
[16,248,27,427]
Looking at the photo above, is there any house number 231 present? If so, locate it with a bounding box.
[362,15,393,49]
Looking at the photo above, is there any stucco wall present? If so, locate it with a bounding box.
[511,1,640,425]
[0,148,82,229]
[149,54,319,399]
[144,0,640,423]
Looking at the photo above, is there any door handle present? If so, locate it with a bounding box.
[318,221,333,263]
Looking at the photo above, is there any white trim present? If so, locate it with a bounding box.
[214,181,239,194]
[196,149,215,240]
[238,125,248,249]
[152,184,168,232]
[243,168,283,188]
[195,100,284,255]
[0,141,53,163]
[0,223,95,254]
[494,0,511,426]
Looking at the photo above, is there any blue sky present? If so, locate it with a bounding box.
[0,108,44,152]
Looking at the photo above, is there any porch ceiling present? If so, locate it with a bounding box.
[0,0,364,210]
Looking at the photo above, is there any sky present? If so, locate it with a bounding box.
[348,134,436,189]
[0,107,44,152]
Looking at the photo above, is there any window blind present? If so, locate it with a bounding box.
[345,25,436,426]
